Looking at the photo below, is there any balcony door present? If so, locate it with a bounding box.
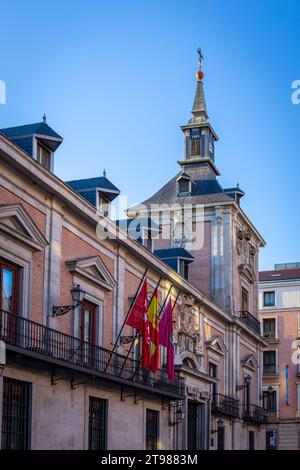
[241,287,248,313]
[0,259,20,345]
[0,259,19,313]
[78,300,96,365]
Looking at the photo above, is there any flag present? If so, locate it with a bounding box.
[141,282,151,368]
[159,299,174,381]
[126,279,147,332]
[148,288,159,373]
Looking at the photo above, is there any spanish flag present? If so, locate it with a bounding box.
[148,288,159,373]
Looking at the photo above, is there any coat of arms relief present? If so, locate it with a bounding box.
[173,293,202,356]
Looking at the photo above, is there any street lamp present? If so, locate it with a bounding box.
[211,417,225,434]
[53,284,86,316]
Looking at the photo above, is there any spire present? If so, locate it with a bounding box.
[189,48,208,125]
[42,113,47,123]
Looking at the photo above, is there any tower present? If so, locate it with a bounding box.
[178,49,220,177]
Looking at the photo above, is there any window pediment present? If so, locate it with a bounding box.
[205,335,227,355]
[66,256,116,291]
[238,263,256,284]
[0,203,48,251]
[241,354,259,371]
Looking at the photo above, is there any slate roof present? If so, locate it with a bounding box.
[66,176,120,205]
[67,176,120,193]
[136,172,234,209]
[117,217,160,233]
[154,248,194,261]
[0,122,63,140]
[259,269,300,282]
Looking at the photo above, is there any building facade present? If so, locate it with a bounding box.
[0,54,267,450]
[259,263,300,450]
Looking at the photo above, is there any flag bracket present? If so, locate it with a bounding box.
[120,385,135,402]
[71,373,96,390]
[134,389,148,405]
[51,367,68,386]
[120,335,135,345]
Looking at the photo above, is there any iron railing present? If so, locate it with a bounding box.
[242,404,268,424]
[238,311,261,335]
[211,393,240,418]
[262,331,278,341]
[263,365,280,376]
[0,309,184,397]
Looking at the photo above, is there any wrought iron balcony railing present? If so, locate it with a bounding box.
[262,331,278,342]
[0,309,184,398]
[238,311,261,335]
[211,393,240,418]
[242,404,268,424]
[263,365,280,376]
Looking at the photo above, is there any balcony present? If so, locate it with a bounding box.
[211,393,240,419]
[0,309,184,399]
[242,404,268,424]
[238,311,261,335]
[263,365,280,377]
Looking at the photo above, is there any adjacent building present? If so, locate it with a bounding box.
[259,263,300,450]
[0,53,268,450]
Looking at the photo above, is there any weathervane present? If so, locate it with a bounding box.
[197,48,203,69]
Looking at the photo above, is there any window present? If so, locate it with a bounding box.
[146,409,159,450]
[241,287,248,312]
[178,180,190,194]
[88,397,107,450]
[264,291,275,307]
[263,351,277,375]
[249,431,255,450]
[263,318,276,339]
[266,430,277,450]
[1,378,31,450]
[37,143,51,170]
[191,138,200,156]
[209,362,218,397]
[178,259,189,280]
[263,390,277,414]
[0,259,20,313]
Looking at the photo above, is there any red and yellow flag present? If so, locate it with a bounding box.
[148,288,160,373]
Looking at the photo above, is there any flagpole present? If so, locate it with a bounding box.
[132,283,174,381]
[143,287,180,384]
[118,276,162,377]
[104,266,148,372]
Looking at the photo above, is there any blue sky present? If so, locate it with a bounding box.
[1,0,300,270]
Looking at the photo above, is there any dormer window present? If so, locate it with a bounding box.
[177,172,192,196]
[178,180,191,194]
[37,142,51,170]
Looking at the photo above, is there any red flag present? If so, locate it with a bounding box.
[159,299,174,381]
[141,283,151,368]
[126,279,147,332]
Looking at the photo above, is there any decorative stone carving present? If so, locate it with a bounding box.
[173,294,202,355]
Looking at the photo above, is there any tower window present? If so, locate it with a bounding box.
[191,138,200,156]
